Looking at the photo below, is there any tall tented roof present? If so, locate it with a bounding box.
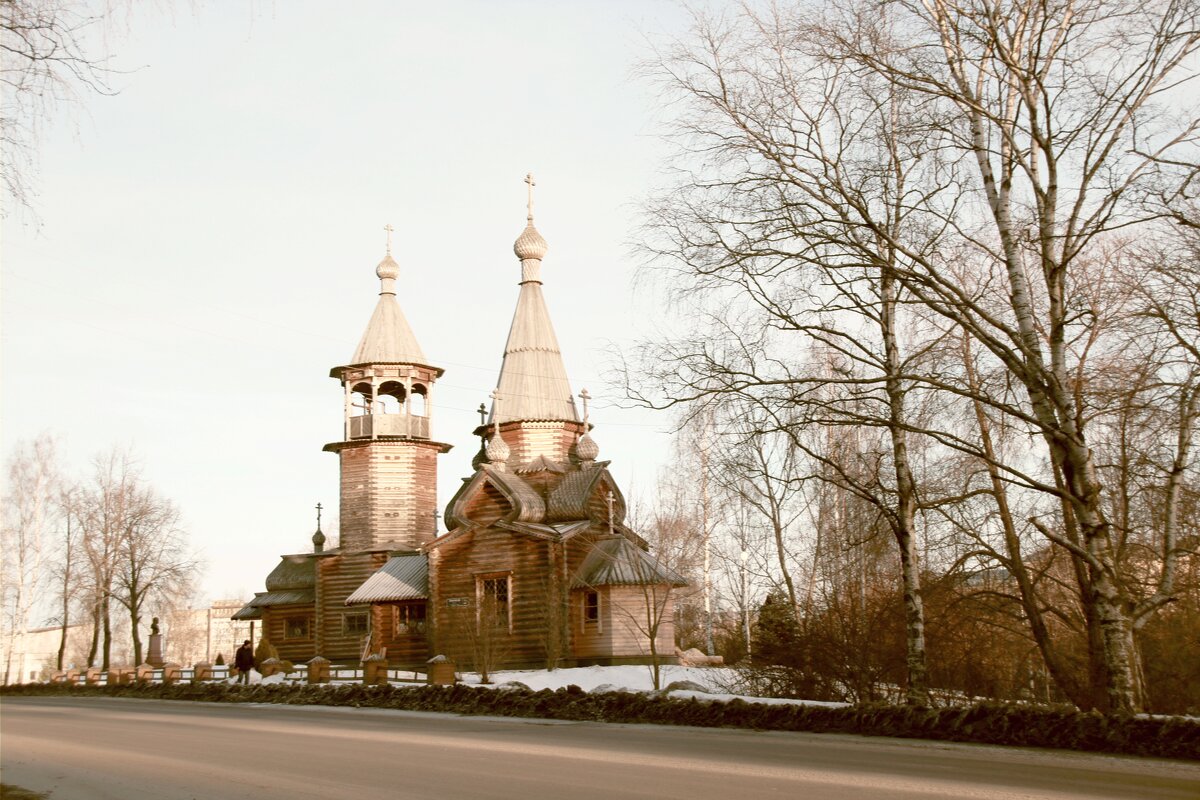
[489,181,579,424]
[348,251,428,366]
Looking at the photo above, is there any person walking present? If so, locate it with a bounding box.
[235,639,255,685]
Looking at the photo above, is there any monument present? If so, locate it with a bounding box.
[146,617,165,668]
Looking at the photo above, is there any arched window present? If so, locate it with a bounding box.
[377,381,406,415]
[350,382,373,417]
[410,384,428,416]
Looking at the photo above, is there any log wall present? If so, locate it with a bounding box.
[377,601,431,667]
[489,420,586,466]
[338,440,441,551]
[432,525,557,669]
[261,604,315,664]
[318,551,388,661]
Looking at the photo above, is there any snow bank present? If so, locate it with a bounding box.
[459,664,734,693]
[216,662,847,708]
[456,665,849,708]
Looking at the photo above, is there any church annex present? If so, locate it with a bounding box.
[235,178,683,670]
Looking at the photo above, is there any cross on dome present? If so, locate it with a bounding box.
[375,223,400,288]
[312,500,326,552]
[576,388,600,462]
[486,389,511,465]
[579,388,591,426]
[513,173,549,265]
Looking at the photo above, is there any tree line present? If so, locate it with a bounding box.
[1,439,201,681]
[625,0,1199,715]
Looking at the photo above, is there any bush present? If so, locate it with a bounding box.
[2,681,1195,760]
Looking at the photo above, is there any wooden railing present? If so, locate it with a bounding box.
[47,663,428,687]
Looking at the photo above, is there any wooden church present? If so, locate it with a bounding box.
[234,178,684,670]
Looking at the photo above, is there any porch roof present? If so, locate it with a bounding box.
[231,589,316,620]
[345,554,429,605]
[571,537,688,588]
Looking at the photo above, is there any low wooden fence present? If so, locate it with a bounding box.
[46,662,432,687]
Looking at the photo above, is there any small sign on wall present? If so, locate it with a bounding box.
[446,597,470,607]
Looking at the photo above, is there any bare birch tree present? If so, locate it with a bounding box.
[76,447,199,667]
[631,12,956,701]
[1,0,117,212]
[52,484,82,670]
[635,0,1198,713]
[2,437,60,683]
[111,479,196,666]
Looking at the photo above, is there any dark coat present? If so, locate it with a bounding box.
[235,644,255,671]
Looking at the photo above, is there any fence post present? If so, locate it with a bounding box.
[426,655,457,685]
[192,662,213,683]
[363,653,389,686]
[307,656,330,684]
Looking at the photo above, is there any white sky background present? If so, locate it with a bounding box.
[2,0,694,606]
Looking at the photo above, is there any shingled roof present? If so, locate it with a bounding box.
[346,554,428,605]
[546,463,622,523]
[231,585,316,620]
[487,209,579,425]
[444,465,547,529]
[347,253,427,366]
[265,554,316,592]
[571,537,688,588]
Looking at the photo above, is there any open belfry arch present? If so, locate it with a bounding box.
[237,177,684,669]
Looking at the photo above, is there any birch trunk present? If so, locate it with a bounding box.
[962,333,1088,707]
[881,264,929,704]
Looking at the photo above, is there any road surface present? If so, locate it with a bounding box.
[2,697,1197,799]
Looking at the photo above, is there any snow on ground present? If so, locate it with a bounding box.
[460,665,849,708]
[460,664,730,692]
[241,664,849,708]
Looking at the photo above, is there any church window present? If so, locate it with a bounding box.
[342,612,369,635]
[584,591,600,624]
[477,573,511,631]
[284,616,310,639]
[392,603,426,635]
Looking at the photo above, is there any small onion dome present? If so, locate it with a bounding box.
[312,527,326,553]
[576,432,599,462]
[513,222,548,261]
[486,433,511,464]
[471,441,489,470]
[376,253,400,281]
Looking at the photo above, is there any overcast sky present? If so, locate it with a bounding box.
[2,1,695,605]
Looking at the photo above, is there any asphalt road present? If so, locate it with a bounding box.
[2,697,1197,799]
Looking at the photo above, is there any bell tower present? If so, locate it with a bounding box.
[323,227,451,552]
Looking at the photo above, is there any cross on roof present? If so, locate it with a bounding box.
[524,173,535,221]
[383,223,394,255]
[579,388,591,426]
[490,390,502,433]
[315,502,323,530]
[477,402,488,426]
